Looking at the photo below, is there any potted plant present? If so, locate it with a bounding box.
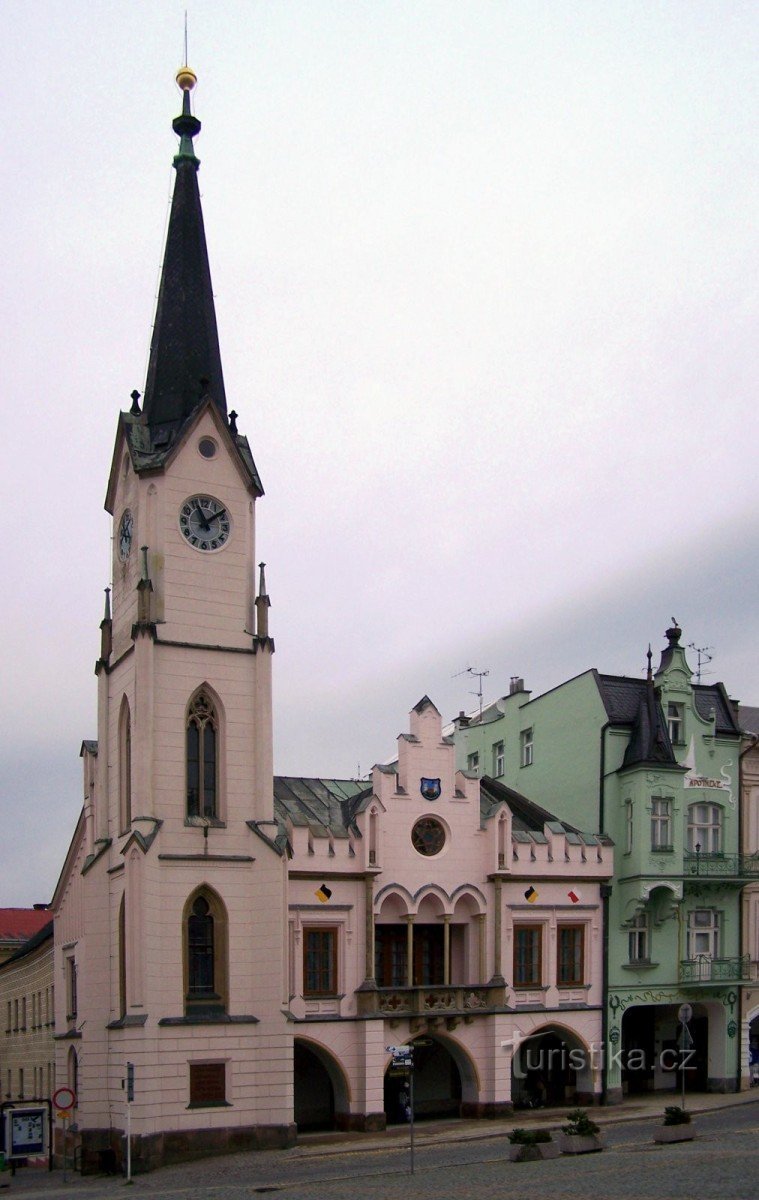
[558,1108,605,1154]
[508,1127,560,1162]
[653,1105,694,1144]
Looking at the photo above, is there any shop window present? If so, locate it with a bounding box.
[189,1061,226,1106]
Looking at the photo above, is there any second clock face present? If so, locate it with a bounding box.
[179,495,231,552]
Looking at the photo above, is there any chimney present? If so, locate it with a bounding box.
[509,676,525,695]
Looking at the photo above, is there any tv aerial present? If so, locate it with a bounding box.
[453,665,490,718]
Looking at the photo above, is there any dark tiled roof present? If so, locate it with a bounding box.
[622,683,680,771]
[738,705,759,735]
[479,776,582,835]
[693,683,740,734]
[596,673,739,737]
[141,94,226,438]
[273,777,372,839]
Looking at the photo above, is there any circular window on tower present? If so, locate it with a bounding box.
[411,817,446,857]
[198,437,217,459]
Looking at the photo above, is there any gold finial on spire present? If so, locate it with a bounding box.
[176,65,197,92]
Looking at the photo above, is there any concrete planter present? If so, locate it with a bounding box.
[509,1141,560,1162]
[558,1132,605,1154]
[653,1125,694,1144]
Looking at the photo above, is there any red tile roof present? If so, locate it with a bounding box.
[0,909,50,944]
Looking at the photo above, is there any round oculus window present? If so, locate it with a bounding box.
[198,437,217,459]
[411,817,446,857]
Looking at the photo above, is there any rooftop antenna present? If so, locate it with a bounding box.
[687,642,713,684]
[453,665,490,719]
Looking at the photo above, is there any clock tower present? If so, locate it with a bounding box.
[58,69,294,1171]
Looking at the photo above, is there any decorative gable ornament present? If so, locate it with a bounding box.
[420,777,441,802]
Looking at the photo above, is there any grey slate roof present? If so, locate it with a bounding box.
[739,705,759,736]
[596,673,739,737]
[273,777,372,840]
[274,772,606,848]
[622,682,681,771]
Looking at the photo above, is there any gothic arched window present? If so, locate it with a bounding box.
[186,691,218,819]
[183,888,228,1016]
[119,697,132,833]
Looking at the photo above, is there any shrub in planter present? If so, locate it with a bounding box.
[654,1106,695,1144]
[508,1127,560,1162]
[663,1106,691,1126]
[558,1108,604,1155]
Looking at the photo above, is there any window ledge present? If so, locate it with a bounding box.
[158,1014,259,1026]
[622,961,659,971]
[185,817,227,829]
[107,1014,148,1030]
[186,1100,232,1109]
[651,847,675,854]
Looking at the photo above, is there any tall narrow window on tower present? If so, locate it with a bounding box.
[186,691,218,818]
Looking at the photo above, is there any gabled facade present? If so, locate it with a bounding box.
[280,697,613,1125]
[454,624,748,1100]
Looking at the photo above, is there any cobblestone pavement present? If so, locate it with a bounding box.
[4,1093,758,1200]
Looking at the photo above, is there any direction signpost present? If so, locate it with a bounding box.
[678,1003,693,1111]
[386,1045,415,1174]
[52,1087,76,1183]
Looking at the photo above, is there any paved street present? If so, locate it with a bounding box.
[5,1095,758,1200]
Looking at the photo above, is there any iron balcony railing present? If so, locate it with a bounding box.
[683,852,759,878]
[679,955,750,983]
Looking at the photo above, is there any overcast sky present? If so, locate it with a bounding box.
[1,1,757,906]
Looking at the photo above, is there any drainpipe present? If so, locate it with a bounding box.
[599,722,610,835]
[601,882,612,1104]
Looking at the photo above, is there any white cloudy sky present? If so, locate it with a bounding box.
[1,1,757,905]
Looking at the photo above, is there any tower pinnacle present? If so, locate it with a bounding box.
[140,67,227,440]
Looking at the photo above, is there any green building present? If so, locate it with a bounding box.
[453,622,751,1100]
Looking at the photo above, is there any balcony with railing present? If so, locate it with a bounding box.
[683,852,759,879]
[679,955,750,984]
[358,983,507,1018]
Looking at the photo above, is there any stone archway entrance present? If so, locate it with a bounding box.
[294,1039,350,1131]
[384,1036,467,1124]
[511,1027,593,1107]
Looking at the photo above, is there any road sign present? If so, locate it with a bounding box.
[52,1087,76,1113]
[678,1003,693,1025]
[126,1062,135,1103]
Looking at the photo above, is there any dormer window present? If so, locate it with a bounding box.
[667,702,684,745]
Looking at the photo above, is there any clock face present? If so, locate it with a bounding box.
[118,509,134,561]
[179,495,231,552]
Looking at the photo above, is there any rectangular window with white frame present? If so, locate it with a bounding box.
[520,728,533,768]
[492,741,505,777]
[650,797,673,851]
[466,751,480,775]
[628,911,649,963]
[687,803,722,854]
[667,702,684,744]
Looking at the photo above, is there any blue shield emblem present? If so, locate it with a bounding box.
[420,777,441,801]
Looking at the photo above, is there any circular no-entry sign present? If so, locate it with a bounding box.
[53,1086,76,1113]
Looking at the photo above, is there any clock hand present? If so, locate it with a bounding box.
[194,500,211,532]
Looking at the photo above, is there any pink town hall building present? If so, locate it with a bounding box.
[52,69,613,1172]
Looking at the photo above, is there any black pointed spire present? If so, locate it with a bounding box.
[141,67,227,438]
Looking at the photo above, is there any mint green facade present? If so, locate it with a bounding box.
[454,627,749,1100]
